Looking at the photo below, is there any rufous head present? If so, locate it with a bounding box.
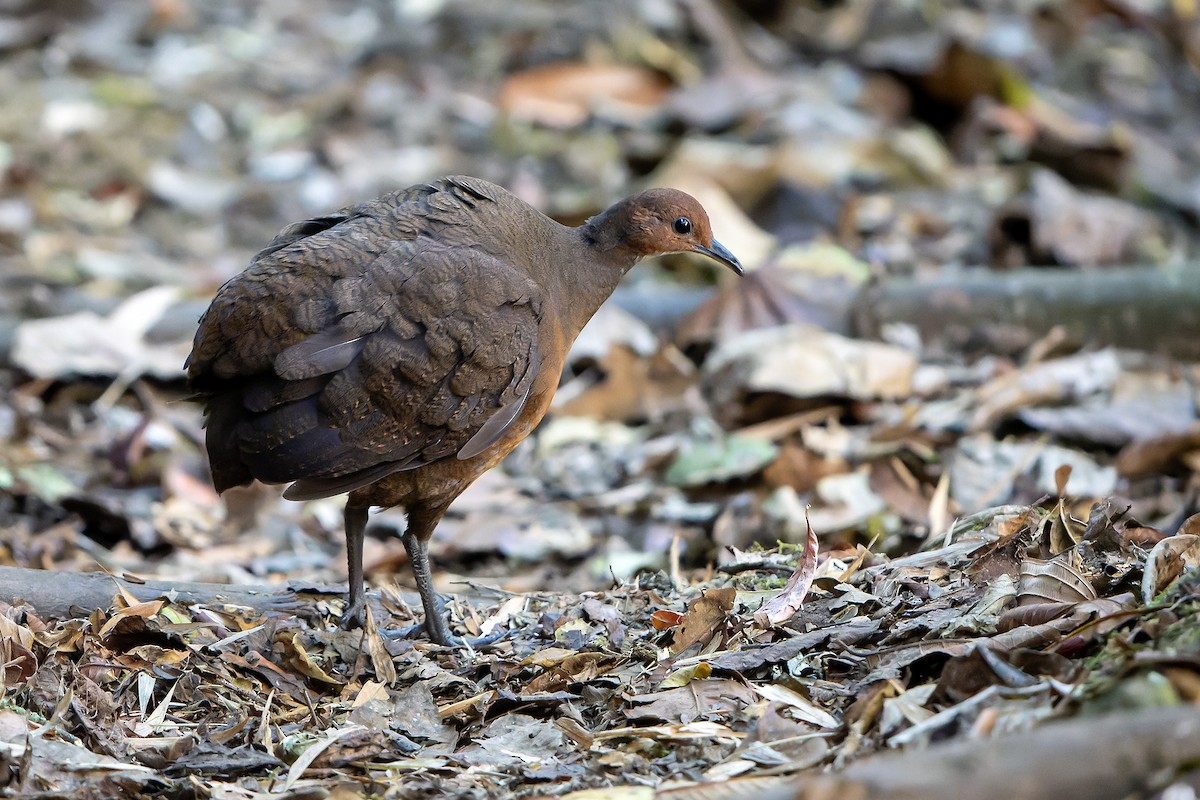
[589,188,743,275]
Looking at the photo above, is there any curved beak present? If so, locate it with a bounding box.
[692,239,743,275]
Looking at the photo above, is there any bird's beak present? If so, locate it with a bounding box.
[692,239,743,275]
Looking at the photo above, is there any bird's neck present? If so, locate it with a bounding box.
[547,224,640,338]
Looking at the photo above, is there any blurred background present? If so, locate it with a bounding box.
[1,0,1198,597]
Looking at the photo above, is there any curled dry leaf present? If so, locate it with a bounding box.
[0,635,36,684]
[752,683,840,729]
[1141,534,1200,603]
[651,609,684,631]
[753,513,819,628]
[281,632,342,686]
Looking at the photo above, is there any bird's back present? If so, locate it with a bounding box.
[187,177,548,499]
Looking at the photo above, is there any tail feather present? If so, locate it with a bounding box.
[201,394,255,493]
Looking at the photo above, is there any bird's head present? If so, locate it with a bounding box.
[588,188,743,275]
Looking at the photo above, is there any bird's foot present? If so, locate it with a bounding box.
[451,627,511,649]
[382,626,510,649]
[338,597,366,630]
[381,609,510,650]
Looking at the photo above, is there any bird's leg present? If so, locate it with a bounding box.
[340,503,369,629]
[401,504,457,646]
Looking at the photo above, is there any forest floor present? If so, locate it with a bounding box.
[0,1,1198,798]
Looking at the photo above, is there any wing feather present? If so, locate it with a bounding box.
[187,178,544,500]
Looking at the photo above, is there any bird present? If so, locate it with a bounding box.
[186,175,742,645]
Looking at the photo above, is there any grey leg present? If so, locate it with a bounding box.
[402,505,454,646]
[339,504,369,628]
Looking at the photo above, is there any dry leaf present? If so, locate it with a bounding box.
[281,633,342,686]
[651,609,684,631]
[670,587,737,654]
[705,324,918,411]
[1018,556,1096,605]
[11,286,188,380]
[753,513,819,627]
[498,61,670,127]
[1141,534,1200,603]
[282,725,365,791]
[752,683,840,729]
[659,661,712,688]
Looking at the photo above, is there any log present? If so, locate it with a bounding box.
[660,704,1200,800]
[0,565,428,621]
[853,263,1200,361]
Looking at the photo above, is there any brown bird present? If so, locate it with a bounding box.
[186,175,741,645]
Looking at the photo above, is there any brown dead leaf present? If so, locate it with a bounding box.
[498,61,670,127]
[1053,464,1072,497]
[362,607,396,686]
[97,600,165,639]
[0,635,36,684]
[1115,424,1200,477]
[526,652,615,694]
[1118,524,1167,548]
[559,345,697,422]
[868,457,934,529]
[671,587,737,655]
[996,602,1075,633]
[279,633,341,686]
[1048,500,1085,554]
[651,609,684,631]
[221,651,309,701]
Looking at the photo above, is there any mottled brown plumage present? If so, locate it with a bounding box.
[187,175,741,645]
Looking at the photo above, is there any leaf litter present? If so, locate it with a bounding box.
[0,1,1198,799]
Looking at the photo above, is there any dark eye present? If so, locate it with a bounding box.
[673,217,692,235]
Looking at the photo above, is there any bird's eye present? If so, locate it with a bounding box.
[673,217,693,235]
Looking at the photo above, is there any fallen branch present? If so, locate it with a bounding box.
[0,565,430,621]
[853,263,1200,360]
[661,704,1200,800]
